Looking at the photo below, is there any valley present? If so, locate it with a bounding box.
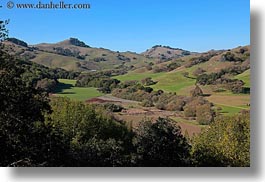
[2,37,251,136]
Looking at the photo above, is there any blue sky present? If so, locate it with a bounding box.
[0,0,250,53]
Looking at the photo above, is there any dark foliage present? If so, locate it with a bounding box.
[0,20,9,41]
[133,118,191,166]
[103,103,124,112]
[6,37,28,47]
[69,38,90,48]
[0,50,66,166]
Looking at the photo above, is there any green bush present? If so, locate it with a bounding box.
[192,113,250,167]
[103,103,124,112]
[141,99,154,107]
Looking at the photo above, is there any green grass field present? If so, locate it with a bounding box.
[114,69,250,115]
[54,79,103,101]
[235,69,250,87]
[152,72,196,93]
[216,105,244,116]
[114,71,196,93]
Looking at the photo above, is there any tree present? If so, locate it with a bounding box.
[192,113,250,167]
[183,103,196,117]
[0,50,55,166]
[103,103,124,112]
[133,118,191,166]
[0,20,9,41]
[141,77,157,86]
[70,137,126,167]
[190,85,203,97]
[196,104,215,125]
[46,97,133,166]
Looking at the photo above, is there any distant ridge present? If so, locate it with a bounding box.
[57,38,90,48]
[6,38,28,47]
[142,45,196,60]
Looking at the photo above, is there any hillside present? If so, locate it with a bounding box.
[115,45,250,116]
[117,45,250,89]
[142,45,196,60]
[2,38,159,72]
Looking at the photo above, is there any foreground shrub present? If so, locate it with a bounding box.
[192,113,250,167]
[133,118,191,166]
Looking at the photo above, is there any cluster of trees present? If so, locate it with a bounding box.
[52,47,85,60]
[112,82,215,124]
[117,54,131,61]
[196,66,249,93]
[77,75,120,94]
[23,62,79,91]
[6,37,28,47]
[152,60,183,73]
[166,61,182,71]
[103,103,124,112]
[76,69,132,93]
[91,57,107,62]
[0,49,54,166]
[77,69,127,83]
[185,53,218,68]
[0,47,79,94]
[46,98,203,167]
[151,45,190,53]
[183,97,215,125]
[141,77,157,86]
[220,52,243,62]
[69,38,90,48]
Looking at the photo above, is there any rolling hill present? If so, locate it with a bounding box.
[2,37,250,97]
[2,38,161,72]
[1,38,250,132]
[142,45,196,60]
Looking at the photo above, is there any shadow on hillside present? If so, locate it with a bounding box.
[53,82,73,94]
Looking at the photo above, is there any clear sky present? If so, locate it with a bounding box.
[0,0,250,53]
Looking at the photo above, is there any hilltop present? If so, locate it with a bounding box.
[142,45,196,60]
[2,38,159,72]
[2,38,203,72]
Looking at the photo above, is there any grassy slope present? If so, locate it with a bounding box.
[114,68,250,115]
[235,69,250,87]
[31,52,79,71]
[114,72,164,82]
[35,43,156,71]
[54,79,103,101]
[115,70,196,93]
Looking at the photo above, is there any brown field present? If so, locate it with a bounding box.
[88,95,203,136]
[207,94,250,108]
